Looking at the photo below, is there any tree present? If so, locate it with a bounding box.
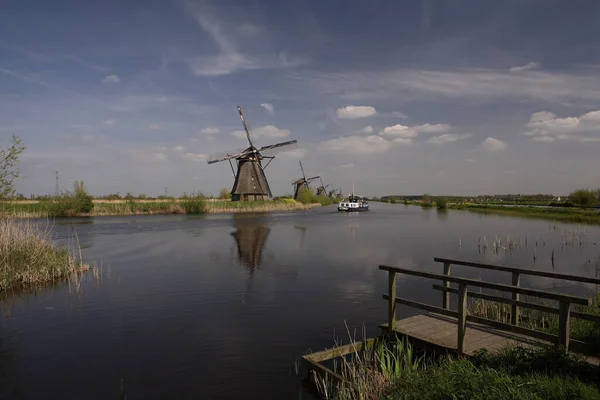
[0,134,26,200]
[219,188,232,200]
[570,189,598,208]
[73,180,94,213]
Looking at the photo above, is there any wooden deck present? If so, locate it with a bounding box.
[381,312,600,365]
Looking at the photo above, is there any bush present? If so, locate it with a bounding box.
[436,197,448,209]
[47,180,94,216]
[181,192,206,214]
[570,189,598,208]
[219,188,232,200]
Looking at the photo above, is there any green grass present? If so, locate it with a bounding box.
[450,204,600,224]
[312,337,600,400]
[0,218,89,291]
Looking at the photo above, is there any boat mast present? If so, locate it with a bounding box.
[352,182,355,197]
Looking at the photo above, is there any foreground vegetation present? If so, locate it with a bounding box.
[313,337,600,400]
[0,219,89,291]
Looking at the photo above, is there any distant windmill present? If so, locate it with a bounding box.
[316,177,329,196]
[293,161,320,200]
[328,187,337,199]
[207,106,298,201]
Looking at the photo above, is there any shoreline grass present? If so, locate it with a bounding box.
[311,335,600,400]
[0,219,90,291]
[0,198,320,218]
[450,203,600,224]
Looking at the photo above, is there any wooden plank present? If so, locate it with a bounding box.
[433,257,600,285]
[388,271,396,333]
[467,315,557,343]
[457,283,468,354]
[379,265,591,305]
[382,295,459,318]
[303,357,347,384]
[303,338,379,363]
[443,262,451,310]
[559,301,571,350]
[432,285,558,314]
[511,272,520,326]
[571,311,600,323]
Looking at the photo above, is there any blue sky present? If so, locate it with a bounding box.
[2,0,600,197]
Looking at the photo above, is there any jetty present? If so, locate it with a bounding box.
[304,257,600,381]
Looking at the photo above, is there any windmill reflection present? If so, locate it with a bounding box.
[231,215,271,271]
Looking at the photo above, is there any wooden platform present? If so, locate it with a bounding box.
[381,313,600,365]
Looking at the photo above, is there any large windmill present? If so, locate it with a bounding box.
[315,177,329,197]
[207,106,298,201]
[293,161,320,200]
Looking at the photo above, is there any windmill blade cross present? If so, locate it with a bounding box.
[237,105,254,149]
[259,140,298,157]
[206,148,247,164]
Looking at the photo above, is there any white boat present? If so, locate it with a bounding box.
[338,183,369,212]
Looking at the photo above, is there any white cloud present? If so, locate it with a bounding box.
[148,123,162,130]
[200,127,220,135]
[182,152,207,162]
[361,125,373,133]
[102,74,121,83]
[231,125,290,139]
[260,103,274,114]
[319,135,394,154]
[339,163,355,169]
[185,4,305,76]
[379,123,451,139]
[525,109,600,142]
[509,62,540,73]
[173,146,186,152]
[103,119,116,126]
[427,133,472,144]
[128,149,167,162]
[278,148,306,158]
[481,137,507,152]
[392,111,408,119]
[336,105,377,119]
[465,158,475,162]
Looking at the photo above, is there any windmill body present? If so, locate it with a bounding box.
[293,161,319,200]
[207,106,297,201]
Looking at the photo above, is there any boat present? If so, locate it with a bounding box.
[338,183,369,212]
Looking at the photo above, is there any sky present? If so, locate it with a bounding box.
[2,0,600,197]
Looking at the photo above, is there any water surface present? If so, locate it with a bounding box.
[1,203,599,399]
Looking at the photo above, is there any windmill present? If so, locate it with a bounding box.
[316,177,329,196]
[207,106,298,201]
[328,187,337,199]
[293,161,320,200]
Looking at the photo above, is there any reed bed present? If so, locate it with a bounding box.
[451,204,600,224]
[0,218,90,290]
[1,198,318,218]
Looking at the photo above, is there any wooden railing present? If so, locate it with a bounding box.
[380,260,600,354]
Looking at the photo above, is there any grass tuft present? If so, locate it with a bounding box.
[0,218,89,291]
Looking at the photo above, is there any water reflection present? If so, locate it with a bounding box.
[436,209,448,221]
[231,215,271,271]
[294,226,307,250]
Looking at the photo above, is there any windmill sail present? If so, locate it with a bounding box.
[260,140,298,157]
[206,148,247,164]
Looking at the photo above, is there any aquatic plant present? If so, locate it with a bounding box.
[0,219,89,290]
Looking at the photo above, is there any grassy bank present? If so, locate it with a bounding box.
[0,219,89,290]
[450,203,600,224]
[313,337,600,400]
[0,198,319,218]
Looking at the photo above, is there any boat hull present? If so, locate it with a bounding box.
[338,205,369,212]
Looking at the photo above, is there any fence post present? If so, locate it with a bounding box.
[388,271,397,334]
[511,272,520,326]
[443,262,451,310]
[457,283,468,354]
[558,301,571,351]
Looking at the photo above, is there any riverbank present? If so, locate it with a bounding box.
[0,219,90,291]
[313,338,600,400]
[449,204,600,224]
[0,199,322,218]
